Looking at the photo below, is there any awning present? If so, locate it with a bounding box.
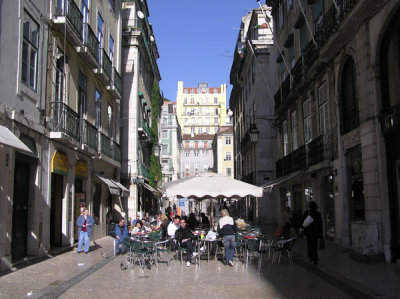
[143,182,162,196]
[111,180,130,197]
[262,171,304,192]
[0,125,32,154]
[97,175,120,195]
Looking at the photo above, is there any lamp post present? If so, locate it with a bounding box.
[154,144,161,157]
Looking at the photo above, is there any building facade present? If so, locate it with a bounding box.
[121,0,162,219]
[0,0,125,272]
[212,126,234,177]
[267,0,400,262]
[160,100,181,183]
[176,81,227,136]
[229,4,276,224]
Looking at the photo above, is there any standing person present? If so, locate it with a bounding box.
[303,201,323,265]
[217,209,237,267]
[174,218,198,267]
[76,208,94,254]
[114,218,129,255]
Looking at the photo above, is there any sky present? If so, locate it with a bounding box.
[146,0,263,104]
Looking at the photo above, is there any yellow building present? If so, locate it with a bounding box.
[212,126,234,177]
[176,81,227,136]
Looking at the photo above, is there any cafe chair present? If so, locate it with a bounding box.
[272,236,297,264]
[154,239,172,268]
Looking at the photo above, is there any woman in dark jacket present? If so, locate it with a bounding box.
[303,201,323,265]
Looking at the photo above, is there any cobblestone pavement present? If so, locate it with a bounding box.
[1,234,399,299]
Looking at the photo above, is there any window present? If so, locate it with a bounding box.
[204,141,208,149]
[214,97,218,104]
[185,151,190,157]
[194,162,198,170]
[205,118,210,125]
[318,83,329,135]
[21,13,39,90]
[185,141,189,149]
[109,34,114,65]
[303,98,312,144]
[95,90,101,127]
[198,118,202,125]
[191,127,195,134]
[184,118,188,125]
[341,58,359,134]
[226,167,232,176]
[162,117,167,126]
[199,107,202,115]
[299,21,308,50]
[195,141,199,149]
[225,152,232,161]
[55,52,65,102]
[162,130,168,138]
[206,127,210,134]
[78,72,87,117]
[214,118,218,125]
[194,151,199,157]
[205,107,210,115]
[197,127,202,134]
[278,3,284,28]
[225,136,231,145]
[184,98,187,104]
[184,89,188,94]
[81,0,89,42]
[185,162,190,170]
[190,117,195,125]
[107,105,113,137]
[109,0,115,14]
[168,104,174,113]
[282,120,289,156]
[215,108,218,115]
[97,13,104,48]
[162,144,168,154]
[291,111,298,150]
[312,0,323,33]
[191,98,194,104]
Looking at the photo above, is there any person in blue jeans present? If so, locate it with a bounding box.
[114,218,129,255]
[217,209,237,267]
[76,209,95,254]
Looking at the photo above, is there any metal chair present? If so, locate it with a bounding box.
[272,236,297,264]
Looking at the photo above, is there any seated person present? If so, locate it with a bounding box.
[201,213,210,227]
[160,214,170,239]
[175,218,198,267]
[167,216,181,238]
[141,218,152,229]
[187,212,199,230]
[114,218,129,255]
[132,213,141,225]
[131,221,151,234]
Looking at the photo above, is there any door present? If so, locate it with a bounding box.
[11,160,30,260]
[50,173,63,246]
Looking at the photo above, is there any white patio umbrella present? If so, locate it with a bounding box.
[162,172,264,199]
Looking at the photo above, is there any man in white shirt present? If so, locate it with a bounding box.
[167,216,180,237]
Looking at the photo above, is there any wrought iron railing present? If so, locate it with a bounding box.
[113,68,122,95]
[281,75,291,99]
[100,49,112,79]
[51,101,80,140]
[302,41,319,73]
[274,87,282,111]
[54,0,83,39]
[308,134,331,166]
[100,132,112,158]
[111,140,121,162]
[292,145,306,172]
[315,5,337,49]
[337,0,357,24]
[292,56,303,86]
[141,119,151,137]
[82,23,99,61]
[80,119,98,151]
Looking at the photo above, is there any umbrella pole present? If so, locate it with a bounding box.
[210,198,213,229]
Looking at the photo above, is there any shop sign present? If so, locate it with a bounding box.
[75,160,88,179]
[51,150,68,175]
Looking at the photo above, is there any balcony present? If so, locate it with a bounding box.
[303,41,319,74]
[292,145,306,172]
[315,5,337,50]
[76,23,99,68]
[93,49,112,85]
[50,101,80,142]
[291,57,303,87]
[107,67,122,99]
[99,132,112,158]
[52,0,83,47]
[308,134,332,166]
[80,119,98,152]
[138,119,151,141]
[111,140,121,162]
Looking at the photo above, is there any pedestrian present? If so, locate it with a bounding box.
[302,201,323,265]
[76,208,94,254]
[217,209,236,267]
[113,218,129,255]
[160,214,170,239]
[174,218,198,267]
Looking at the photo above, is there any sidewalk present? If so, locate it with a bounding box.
[261,224,400,299]
[0,237,116,298]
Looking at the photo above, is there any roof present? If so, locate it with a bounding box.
[182,134,215,141]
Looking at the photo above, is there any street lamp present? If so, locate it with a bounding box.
[249,123,260,143]
[154,144,161,157]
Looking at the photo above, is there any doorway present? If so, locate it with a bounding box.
[50,173,64,247]
[11,160,30,260]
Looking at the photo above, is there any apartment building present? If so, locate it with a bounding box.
[266,0,400,261]
[160,100,181,184]
[0,0,124,272]
[121,0,162,218]
[212,126,234,177]
[229,4,276,224]
[176,81,227,136]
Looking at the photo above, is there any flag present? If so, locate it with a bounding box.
[255,23,268,29]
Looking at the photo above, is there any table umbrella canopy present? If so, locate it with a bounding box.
[162,172,264,199]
